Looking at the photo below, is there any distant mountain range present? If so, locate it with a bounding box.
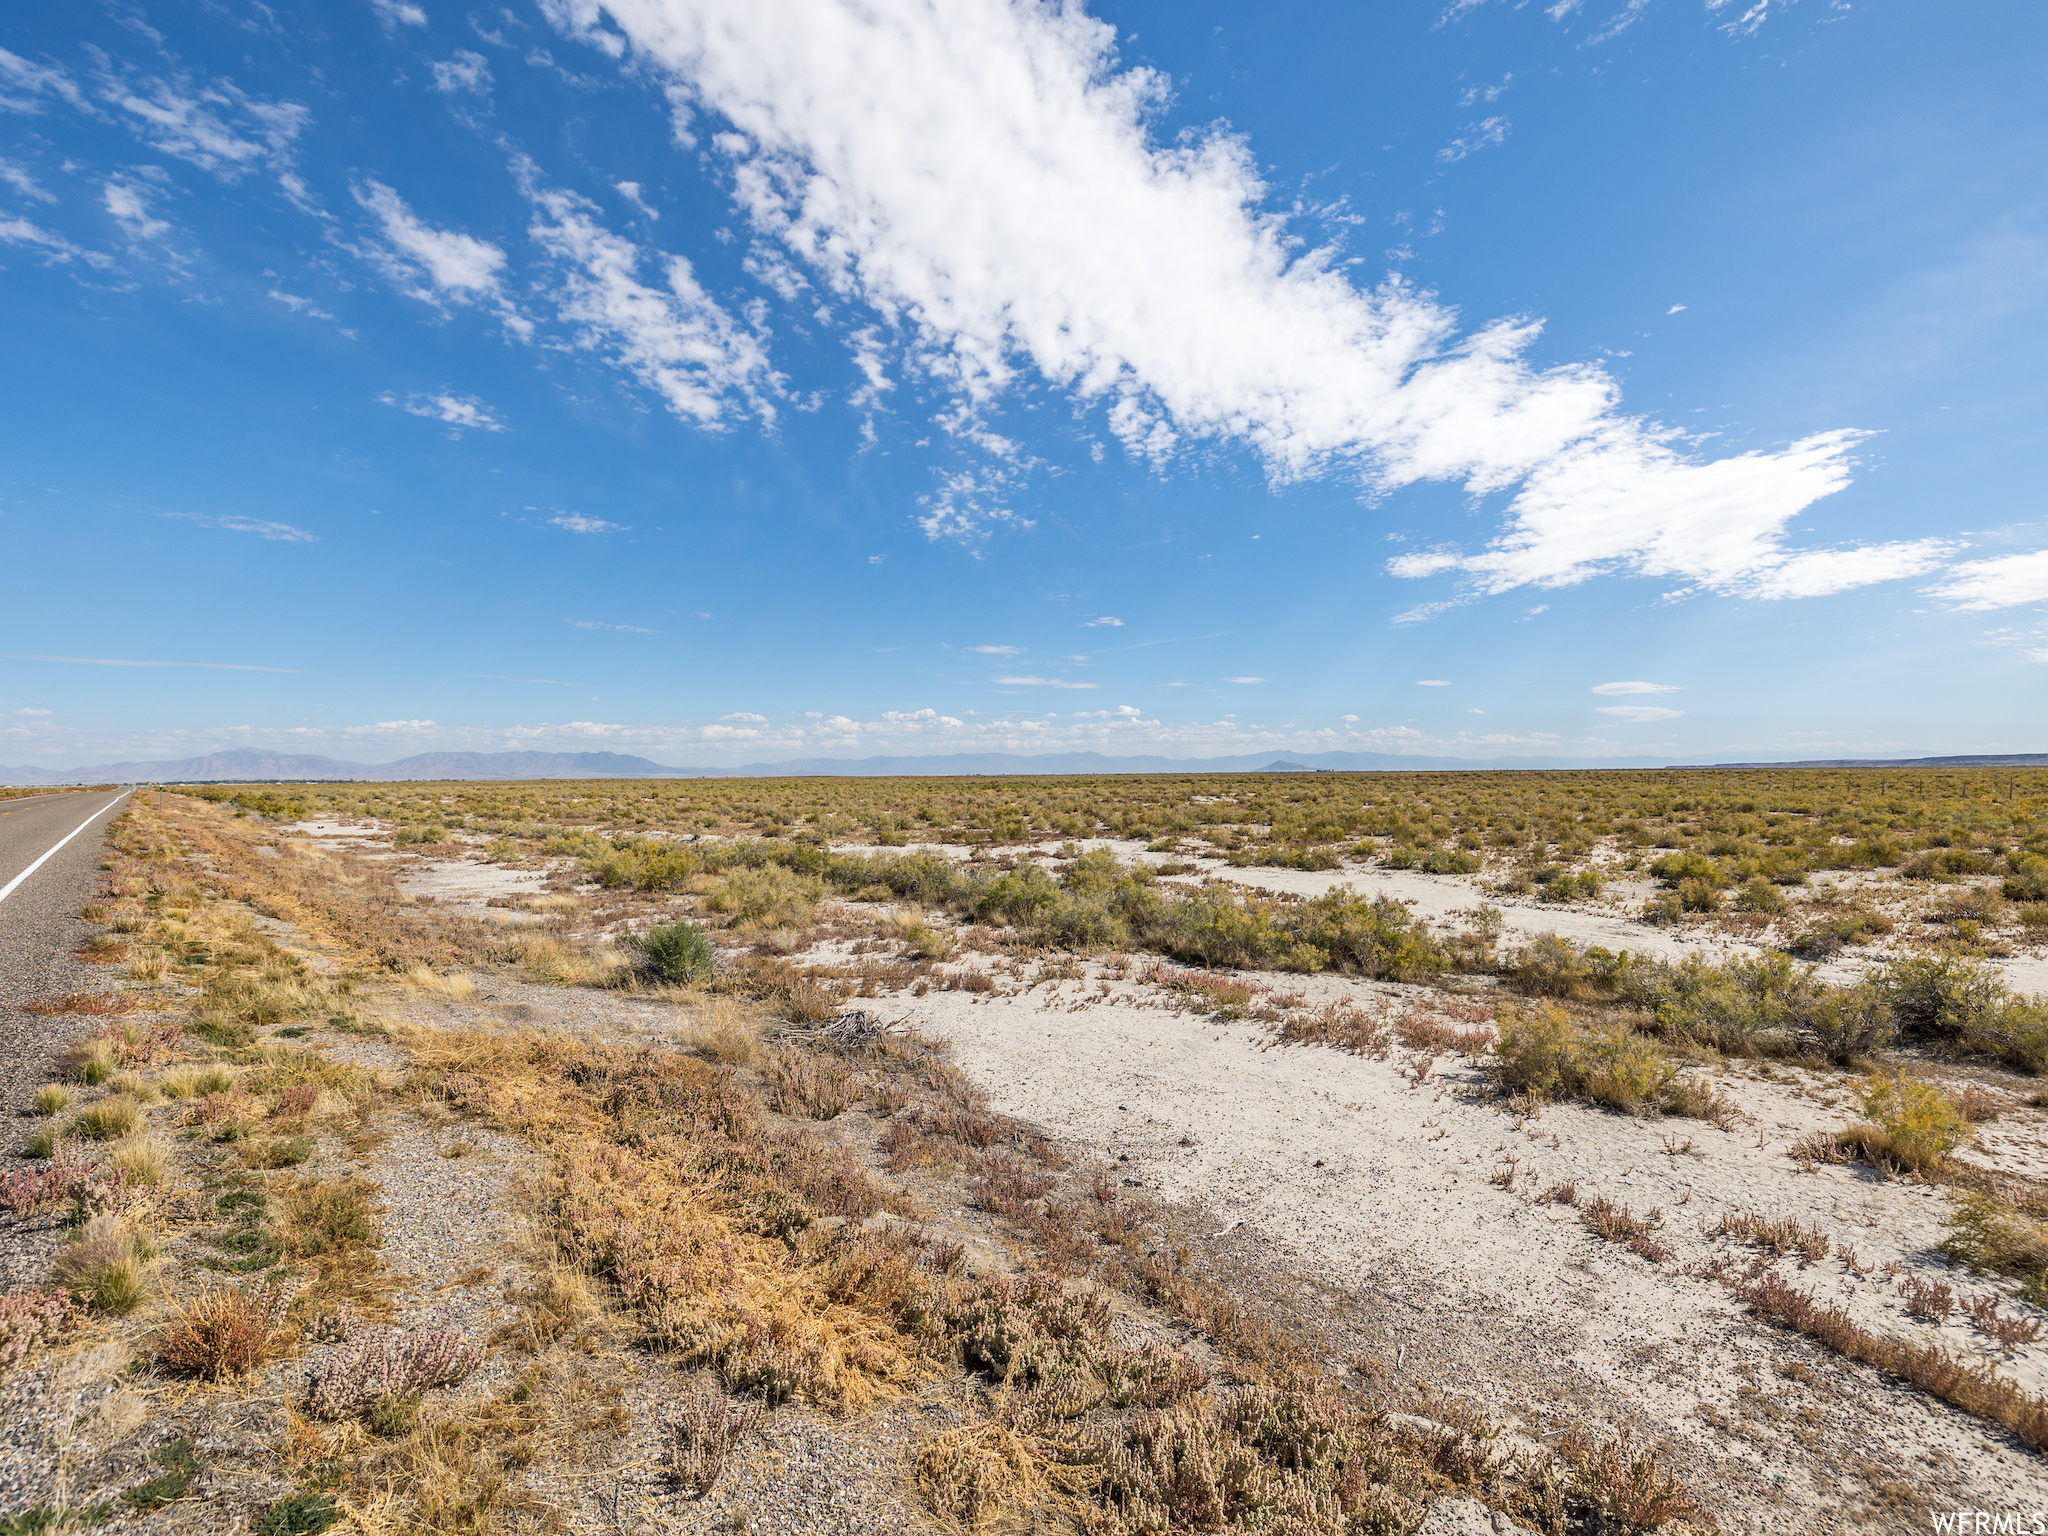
[3,745,2038,785]
[1685,753,2048,769]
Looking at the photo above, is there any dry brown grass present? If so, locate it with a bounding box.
[1736,1271,2048,1452]
[156,1281,291,1378]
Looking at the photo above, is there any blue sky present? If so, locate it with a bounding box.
[2,0,2043,769]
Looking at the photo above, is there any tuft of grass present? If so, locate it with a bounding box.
[402,966,478,1001]
[51,1216,153,1315]
[31,1085,69,1117]
[121,1439,201,1513]
[109,1135,168,1187]
[274,1176,380,1257]
[252,1492,340,1535]
[67,1095,142,1142]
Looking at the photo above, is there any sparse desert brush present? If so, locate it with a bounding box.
[516,934,632,988]
[31,1085,69,1116]
[402,965,477,1001]
[637,918,715,983]
[1491,1006,1691,1117]
[667,1376,762,1496]
[1844,1072,1969,1173]
[274,1176,380,1257]
[52,1214,154,1314]
[0,1288,74,1371]
[704,864,824,928]
[156,1281,292,1378]
[306,1320,484,1419]
[1942,1193,2048,1305]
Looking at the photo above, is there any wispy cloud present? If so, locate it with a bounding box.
[1225,676,1267,685]
[371,0,429,28]
[995,675,1098,689]
[269,289,334,320]
[567,618,656,632]
[353,178,516,313]
[1924,550,2048,612]
[1415,678,1451,686]
[99,67,308,182]
[520,160,778,427]
[0,47,90,114]
[0,159,55,202]
[432,51,493,96]
[0,216,111,269]
[968,644,1022,655]
[165,512,318,543]
[2,653,303,672]
[550,512,624,533]
[1438,116,1509,162]
[1083,616,1125,628]
[1591,680,1678,696]
[1595,704,1683,723]
[380,390,507,433]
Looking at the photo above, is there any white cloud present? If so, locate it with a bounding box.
[372,0,430,27]
[354,178,512,305]
[270,289,336,320]
[568,618,656,632]
[968,644,1022,655]
[433,51,494,95]
[101,71,308,181]
[1591,680,1678,695]
[164,511,318,542]
[1082,616,1124,628]
[1924,550,2048,612]
[1438,116,1509,163]
[0,160,55,202]
[1595,705,1683,723]
[615,179,659,219]
[1415,678,1450,686]
[103,180,170,240]
[1457,75,1511,107]
[1667,303,1687,315]
[867,554,885,564]
[380,390,507,432]
[994,675,1098,689]
[719,711,769,722]
[1225,676,1266,685]
[0,48,89,114]
[551,512,624,533]
[0,216,111,268]
[521,164,778,426]
[14,707,53,716]
[535,0,1930,592]
[214,516,317,543]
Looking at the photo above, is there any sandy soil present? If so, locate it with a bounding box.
[883,957,2047,1531]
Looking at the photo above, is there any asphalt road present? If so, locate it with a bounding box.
[0,788,133,1112]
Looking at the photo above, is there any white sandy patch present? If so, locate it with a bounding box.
[885,963,2048,1526]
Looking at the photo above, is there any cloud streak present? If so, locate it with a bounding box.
[534,0,1941,600]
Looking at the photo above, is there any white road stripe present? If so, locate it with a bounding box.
[0,792,128,907]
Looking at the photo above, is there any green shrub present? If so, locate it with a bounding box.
[1648,851,1725,888]
[1292,890,1447,980]
[1503,933,1627,1000]
[1733,876,1786,914]
[2004,853,2048,903]
[1848,1073,1967,1173]
[1800,982,1896,1065]
[1942,1193,2048,1306]
[1877,955,2007,1042]
[638,921,715,984]
[1490,1006,1680,1115]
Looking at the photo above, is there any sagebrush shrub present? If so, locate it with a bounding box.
[639,920,715,983]
[307,1321,483,1418]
